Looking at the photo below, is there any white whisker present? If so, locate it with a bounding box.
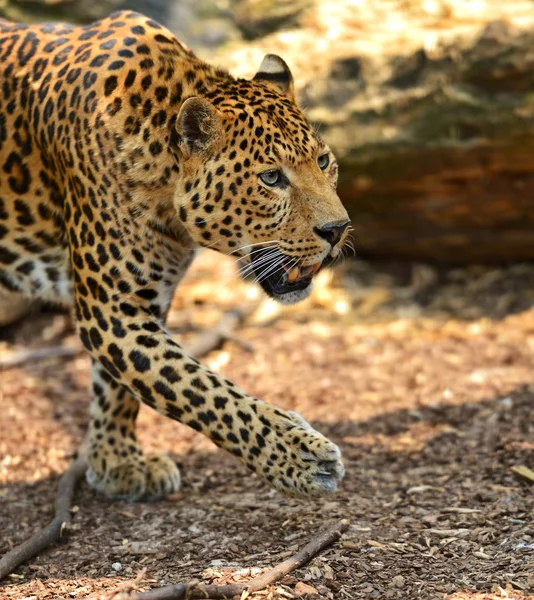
[253,254,291,284]
[249,255,284,282]
[238,248,280,278]
[231,239,282,255]
[231,244,279,267]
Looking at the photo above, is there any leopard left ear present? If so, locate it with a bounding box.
[253,54,294,98]
[174,97,223,160]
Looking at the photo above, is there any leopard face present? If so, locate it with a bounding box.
[173,56,350,304]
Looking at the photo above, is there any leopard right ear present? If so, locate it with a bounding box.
[173,97,223,160]
[253,54,295,99]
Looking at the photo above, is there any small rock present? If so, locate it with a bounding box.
[111,562,122,572]
[209,559,226,567]
[295,581,319,596]
[406,485,435,495]
[499,396,513,409]
[391,575,405,588]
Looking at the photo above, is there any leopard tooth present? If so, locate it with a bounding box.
[287,267,300,282]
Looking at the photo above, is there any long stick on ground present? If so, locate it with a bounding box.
[0,344,84,370]
[130,519,349,600]
[0,303,257,370]
[0,456,87,581]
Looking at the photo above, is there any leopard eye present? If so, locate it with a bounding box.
[318,153,330,170]
[260,169,282,186]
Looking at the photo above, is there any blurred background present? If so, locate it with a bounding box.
[3,0,534,264]
[2,2,534,599]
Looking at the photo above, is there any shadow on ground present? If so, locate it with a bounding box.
[1,386,532,599]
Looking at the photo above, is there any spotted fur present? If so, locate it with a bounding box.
[0,11,350,501]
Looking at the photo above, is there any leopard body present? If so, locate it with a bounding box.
[0,11,349,501]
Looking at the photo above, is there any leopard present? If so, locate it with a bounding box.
[0,10,351,502]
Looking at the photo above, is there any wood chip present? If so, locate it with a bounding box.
[294,582,318,596]
[428,528,470,539]
[441,507,482,514]
[406,485,438,494]
[509,465,534,484]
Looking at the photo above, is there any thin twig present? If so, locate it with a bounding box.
[0,344,83,370]
[186,304,257,359]
[130,519,350,600]
[0,456,87,581]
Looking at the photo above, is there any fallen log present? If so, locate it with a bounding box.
[332,22,534,263]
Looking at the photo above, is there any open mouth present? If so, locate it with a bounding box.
[283,261,321,284]
[249,248,331,298]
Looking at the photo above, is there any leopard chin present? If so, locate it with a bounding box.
[273,284,313,305]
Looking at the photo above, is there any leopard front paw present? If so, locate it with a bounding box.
[241,403,345,498]
[87,454,181,502]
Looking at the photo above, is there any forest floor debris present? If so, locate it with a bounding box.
[1,252,533,599]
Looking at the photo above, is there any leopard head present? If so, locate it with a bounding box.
[173,55,350,304]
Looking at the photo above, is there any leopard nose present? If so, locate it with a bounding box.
[314,220,350,247]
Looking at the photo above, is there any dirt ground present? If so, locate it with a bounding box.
[1,253,533,600]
